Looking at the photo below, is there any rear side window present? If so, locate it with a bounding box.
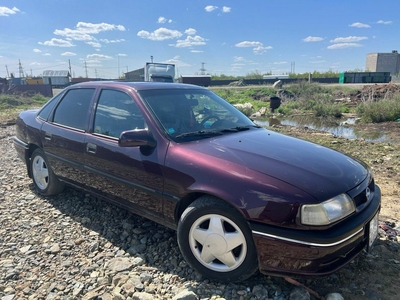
[38,93,62,121]
[53,88,95,130]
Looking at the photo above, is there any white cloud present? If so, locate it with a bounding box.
[33,49,41,53]
[86,41,102,48]
[185,28,197,35]
[30,62,41,66]
[302,36,324,42]
[99,38,125,43]
[158,16,172,24]
[377,20,392,25]
[44,53,51,56]
[87,54,113,60]
[222,6,231,13]
[205,5,218,12]
[38,38,75,47]
[164,56,191,67]
[54,29,94,41]
[190,50,203,53]
[309,60,325,63]
[253,46,272,55]
[172,35,206,48]
[75,22,126,33]
[235,41,272,55]
[118,53,127,57]
[234,56,245,62]
[137,27,182,41]
[51,22,125,48]
[61,52,76,56]
[236,41,263,48]
[349,22,371,28]
[55,22,125,39]
[330,36,368,43]
[0,6,20,16]
[327,43,362,49]
[274,61,287,65]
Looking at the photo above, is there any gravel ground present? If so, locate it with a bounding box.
[1,123,399,300]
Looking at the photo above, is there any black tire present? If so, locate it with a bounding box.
[30,148,64,196]
[177,195,258,282]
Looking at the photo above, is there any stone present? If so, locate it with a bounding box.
[106,257,134,272]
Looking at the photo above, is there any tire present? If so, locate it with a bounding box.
[30,148,64,196]
[177,196,258,282]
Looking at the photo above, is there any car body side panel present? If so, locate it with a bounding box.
[41,122,87,187]
[83,134,166,220]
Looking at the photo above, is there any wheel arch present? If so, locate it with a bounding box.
[174,191,249,226]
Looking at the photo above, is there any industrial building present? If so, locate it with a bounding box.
[366,50,400,75]
[42,70,71,87]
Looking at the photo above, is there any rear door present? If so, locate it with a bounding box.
[41,88,96,187]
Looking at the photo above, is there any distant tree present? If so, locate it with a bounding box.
[289,69,341,78]
[211,74,238,80]
[244,70,263,79]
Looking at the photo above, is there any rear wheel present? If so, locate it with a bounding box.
[177,196,258,282]
[30,148,64,196]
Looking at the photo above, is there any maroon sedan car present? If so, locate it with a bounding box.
[14,82,380,282]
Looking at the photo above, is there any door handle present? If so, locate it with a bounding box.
[45,132,52,141]
[86,143,97,154]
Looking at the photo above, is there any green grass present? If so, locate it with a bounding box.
[0,93,49,123]
[211,83,358,118]
[356,94,400,123]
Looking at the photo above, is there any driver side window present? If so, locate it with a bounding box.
[94,89,145,138]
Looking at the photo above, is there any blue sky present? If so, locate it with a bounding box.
[0,0,399,79]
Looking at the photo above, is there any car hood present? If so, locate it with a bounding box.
[185,128,368,201]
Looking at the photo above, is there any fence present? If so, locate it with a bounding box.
[0,84,53,97]
[209,77,339,86]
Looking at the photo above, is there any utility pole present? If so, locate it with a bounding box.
[118,55,120,79]
[18,59,25,78]
[68,59,72,78]
[84,61,88,78]
[291,62,295,74]
[5,65,9,77]
[200,62,206,75]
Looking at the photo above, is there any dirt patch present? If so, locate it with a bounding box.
[350,83,400,103]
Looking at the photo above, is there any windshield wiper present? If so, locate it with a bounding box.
[220,125,260,132]
[175,130,223,139]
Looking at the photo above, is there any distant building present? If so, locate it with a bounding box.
[125,68,145,81]
[43,70,71,87]
[366,50,400,75]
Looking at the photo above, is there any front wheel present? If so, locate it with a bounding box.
[30,148,64,196]
[177,196,258,282]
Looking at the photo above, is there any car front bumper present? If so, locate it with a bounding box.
[250,184,381,277]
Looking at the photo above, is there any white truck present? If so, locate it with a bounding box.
[144,62,175,82]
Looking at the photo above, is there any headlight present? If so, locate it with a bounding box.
[301,194,355,225]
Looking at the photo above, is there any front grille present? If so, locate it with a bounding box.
[353,179,375,207]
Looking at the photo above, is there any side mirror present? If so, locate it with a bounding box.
[118,129,156,148]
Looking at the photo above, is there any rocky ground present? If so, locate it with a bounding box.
[1,120,400,300]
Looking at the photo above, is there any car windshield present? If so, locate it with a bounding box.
[138,88,257,141]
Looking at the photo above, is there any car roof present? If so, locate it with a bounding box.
[68,81,206,91]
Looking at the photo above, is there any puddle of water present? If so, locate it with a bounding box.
[255,116,387,142]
